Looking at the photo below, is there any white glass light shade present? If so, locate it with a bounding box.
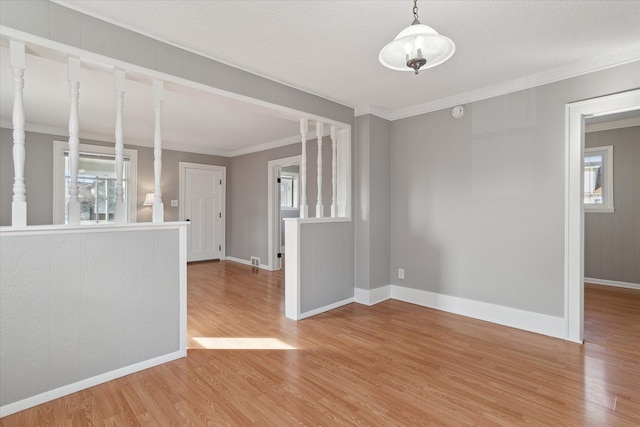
[379,24,455,72]
[143,192,154,206]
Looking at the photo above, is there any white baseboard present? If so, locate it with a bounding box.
[0,350,185,418]
[354,285,565,340]
[225,256,273,271]
[354,285,391,306]
[585,277,640,290]
[298,297,354,320]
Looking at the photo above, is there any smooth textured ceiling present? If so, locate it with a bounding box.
[3,1,640,155]
[56,0,640,115]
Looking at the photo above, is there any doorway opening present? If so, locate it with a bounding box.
[268,155,301,271]
[564,89,640,343]
[583,111,640,347]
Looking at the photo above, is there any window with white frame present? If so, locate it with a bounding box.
[53,141,138,224]
[280,172,299,209]
[584,145,613,213]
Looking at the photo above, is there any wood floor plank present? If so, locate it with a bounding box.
[2,264,639,425]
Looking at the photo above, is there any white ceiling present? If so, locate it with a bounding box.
[2,1,640,156]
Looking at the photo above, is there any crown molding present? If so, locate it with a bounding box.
[585,117,640,133]
[1,119,311,158]
[0,120,231,157]
[362,56,640,122]
[226,135,301,157]
[354,105,393,121]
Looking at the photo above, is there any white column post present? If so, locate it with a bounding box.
[316,122,324,218]
[152,80,164,223]
[114,69,126,223]
[300,118,308,218]
[330,125,338,217]
[10,41,27,227]
[67,57,81,224]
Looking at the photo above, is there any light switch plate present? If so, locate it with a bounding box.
[171,200,178,207]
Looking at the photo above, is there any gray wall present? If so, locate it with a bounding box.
[390,61,640,317]
[226,139,334,263]
[0,0,353,126]
[1,226,182,407]
[300,221,354,312]
[585,126,640,284]
[355,114,391,291]
[0,128,227,226]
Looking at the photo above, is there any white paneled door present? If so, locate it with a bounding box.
[182,164,225,262]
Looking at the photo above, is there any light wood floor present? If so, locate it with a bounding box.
[2,263,639,426]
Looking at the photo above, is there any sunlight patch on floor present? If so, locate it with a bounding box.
[193,337,297,350]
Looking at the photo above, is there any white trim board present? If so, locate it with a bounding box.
[584,278,640,291]
[0,350,184,418]
[354,286,391,306]
[298,297,354,320]
[354,285,565,340]
[225,256,273,271]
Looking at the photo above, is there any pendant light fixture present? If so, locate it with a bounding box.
[379,0,455,74]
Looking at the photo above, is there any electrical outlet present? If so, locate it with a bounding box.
[171,200,178,207]
[398,268,404,279]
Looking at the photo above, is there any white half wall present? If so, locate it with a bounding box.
[285,218,354,320]
[0,222,188,417]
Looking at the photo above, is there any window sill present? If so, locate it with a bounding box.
[585,207,614,213]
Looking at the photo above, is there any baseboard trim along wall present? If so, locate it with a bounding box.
[225,256,273,271]
[354,285,391,306]
[0,350,185,418]
[298,297,354,320]
[355,285,565,340]
[585,277,640,290]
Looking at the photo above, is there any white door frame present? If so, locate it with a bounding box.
[267,155,301,271]
[564,89,640,343]
[179,162,227,261]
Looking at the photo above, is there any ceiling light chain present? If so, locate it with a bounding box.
[378,0,455,75]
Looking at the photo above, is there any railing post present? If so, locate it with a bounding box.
[300,118,308,218]
[316,122,324,218]
[152,80,164,223]
[114,69,126,223]
[67,57,81,224]
[10,41,27,227]
[331,126,338,217]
